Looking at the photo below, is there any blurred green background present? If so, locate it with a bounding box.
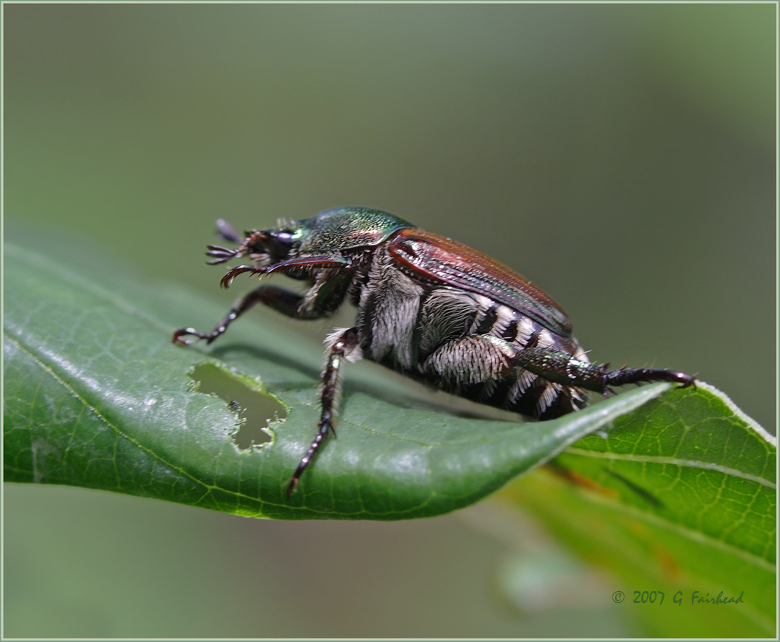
[4,3,775,637]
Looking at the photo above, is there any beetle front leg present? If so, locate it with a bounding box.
[220,255,352,288]
[515,347,695,395]
[287,327,361,497]
[172,285,308,345]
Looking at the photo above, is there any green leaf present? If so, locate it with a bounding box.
[498,383,776,636]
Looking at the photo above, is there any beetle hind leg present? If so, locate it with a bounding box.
[514,347,695,396]
[601,366,696,391]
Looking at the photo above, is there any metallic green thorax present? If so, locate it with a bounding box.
[295,207,413,253]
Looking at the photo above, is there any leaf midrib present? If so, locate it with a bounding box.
[2,331,312,516]
[4,332,210,491]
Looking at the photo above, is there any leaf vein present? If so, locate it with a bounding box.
[564,448,775,489]
[581,487,776,572]
[4,333,213,487]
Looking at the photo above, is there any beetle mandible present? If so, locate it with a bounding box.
[173,207,695,496]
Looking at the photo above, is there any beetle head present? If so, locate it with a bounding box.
[206,222,307,266]
[206,207,413,265]
[243,224,307,264]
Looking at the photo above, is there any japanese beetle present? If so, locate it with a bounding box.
[173,207,695,495]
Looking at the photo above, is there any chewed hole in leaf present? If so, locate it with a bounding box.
[189,362,287,450]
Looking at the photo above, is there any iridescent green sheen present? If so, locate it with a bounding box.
[296,207,413,253]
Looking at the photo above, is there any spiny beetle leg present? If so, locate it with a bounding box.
[221,265,264,288]
[287,327,359,497]
[597,364,618,397]
[172,285,306,346]
[601,366,696,392]
[515,347,695,395]
[221,255,353,289]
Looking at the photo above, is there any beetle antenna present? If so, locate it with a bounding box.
[215,219,242,244]
[205,244,239,264]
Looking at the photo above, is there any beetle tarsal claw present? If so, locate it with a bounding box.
[286,477,299,498]
[173,206,696,495]
[677,372,697,389]
[172,327,207,346]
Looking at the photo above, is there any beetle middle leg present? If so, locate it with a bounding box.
[287,326,360,497]
[515,347,695,395]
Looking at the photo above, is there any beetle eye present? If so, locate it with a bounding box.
[275,231,294,245]
[270,230,296,257]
